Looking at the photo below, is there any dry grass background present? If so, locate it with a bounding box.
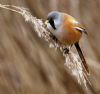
[0,0,100,94]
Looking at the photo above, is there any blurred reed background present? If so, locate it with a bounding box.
[0,0,100,94]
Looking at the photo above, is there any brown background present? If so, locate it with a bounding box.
[0,0,100,94]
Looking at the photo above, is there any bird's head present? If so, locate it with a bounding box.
[45,11,62,32]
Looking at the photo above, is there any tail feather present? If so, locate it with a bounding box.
[75,42,89,75]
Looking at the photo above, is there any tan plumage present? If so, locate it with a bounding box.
[60,13,82,45]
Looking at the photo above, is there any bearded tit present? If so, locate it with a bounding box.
[45,11,89,74]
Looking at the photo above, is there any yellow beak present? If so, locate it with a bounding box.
[44,20,49,26]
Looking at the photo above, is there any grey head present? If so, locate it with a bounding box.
[47,11,62,30]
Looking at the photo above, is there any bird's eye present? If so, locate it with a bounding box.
[49,18,56,30]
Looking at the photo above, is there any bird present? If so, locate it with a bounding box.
[45,11,89,75]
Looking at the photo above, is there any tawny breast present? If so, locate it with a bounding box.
[58,14,82,45]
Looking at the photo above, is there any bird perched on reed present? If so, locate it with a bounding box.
[45,11,89,75]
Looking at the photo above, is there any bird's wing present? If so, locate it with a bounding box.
[74,23,88,35]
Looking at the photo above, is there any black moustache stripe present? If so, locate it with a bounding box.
[49,18,56,30]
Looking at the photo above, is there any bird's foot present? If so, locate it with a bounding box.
[63,48,69,54]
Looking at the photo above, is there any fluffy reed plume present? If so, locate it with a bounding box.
[0,4,95,93]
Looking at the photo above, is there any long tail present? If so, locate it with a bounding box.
[75,42,89,75]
